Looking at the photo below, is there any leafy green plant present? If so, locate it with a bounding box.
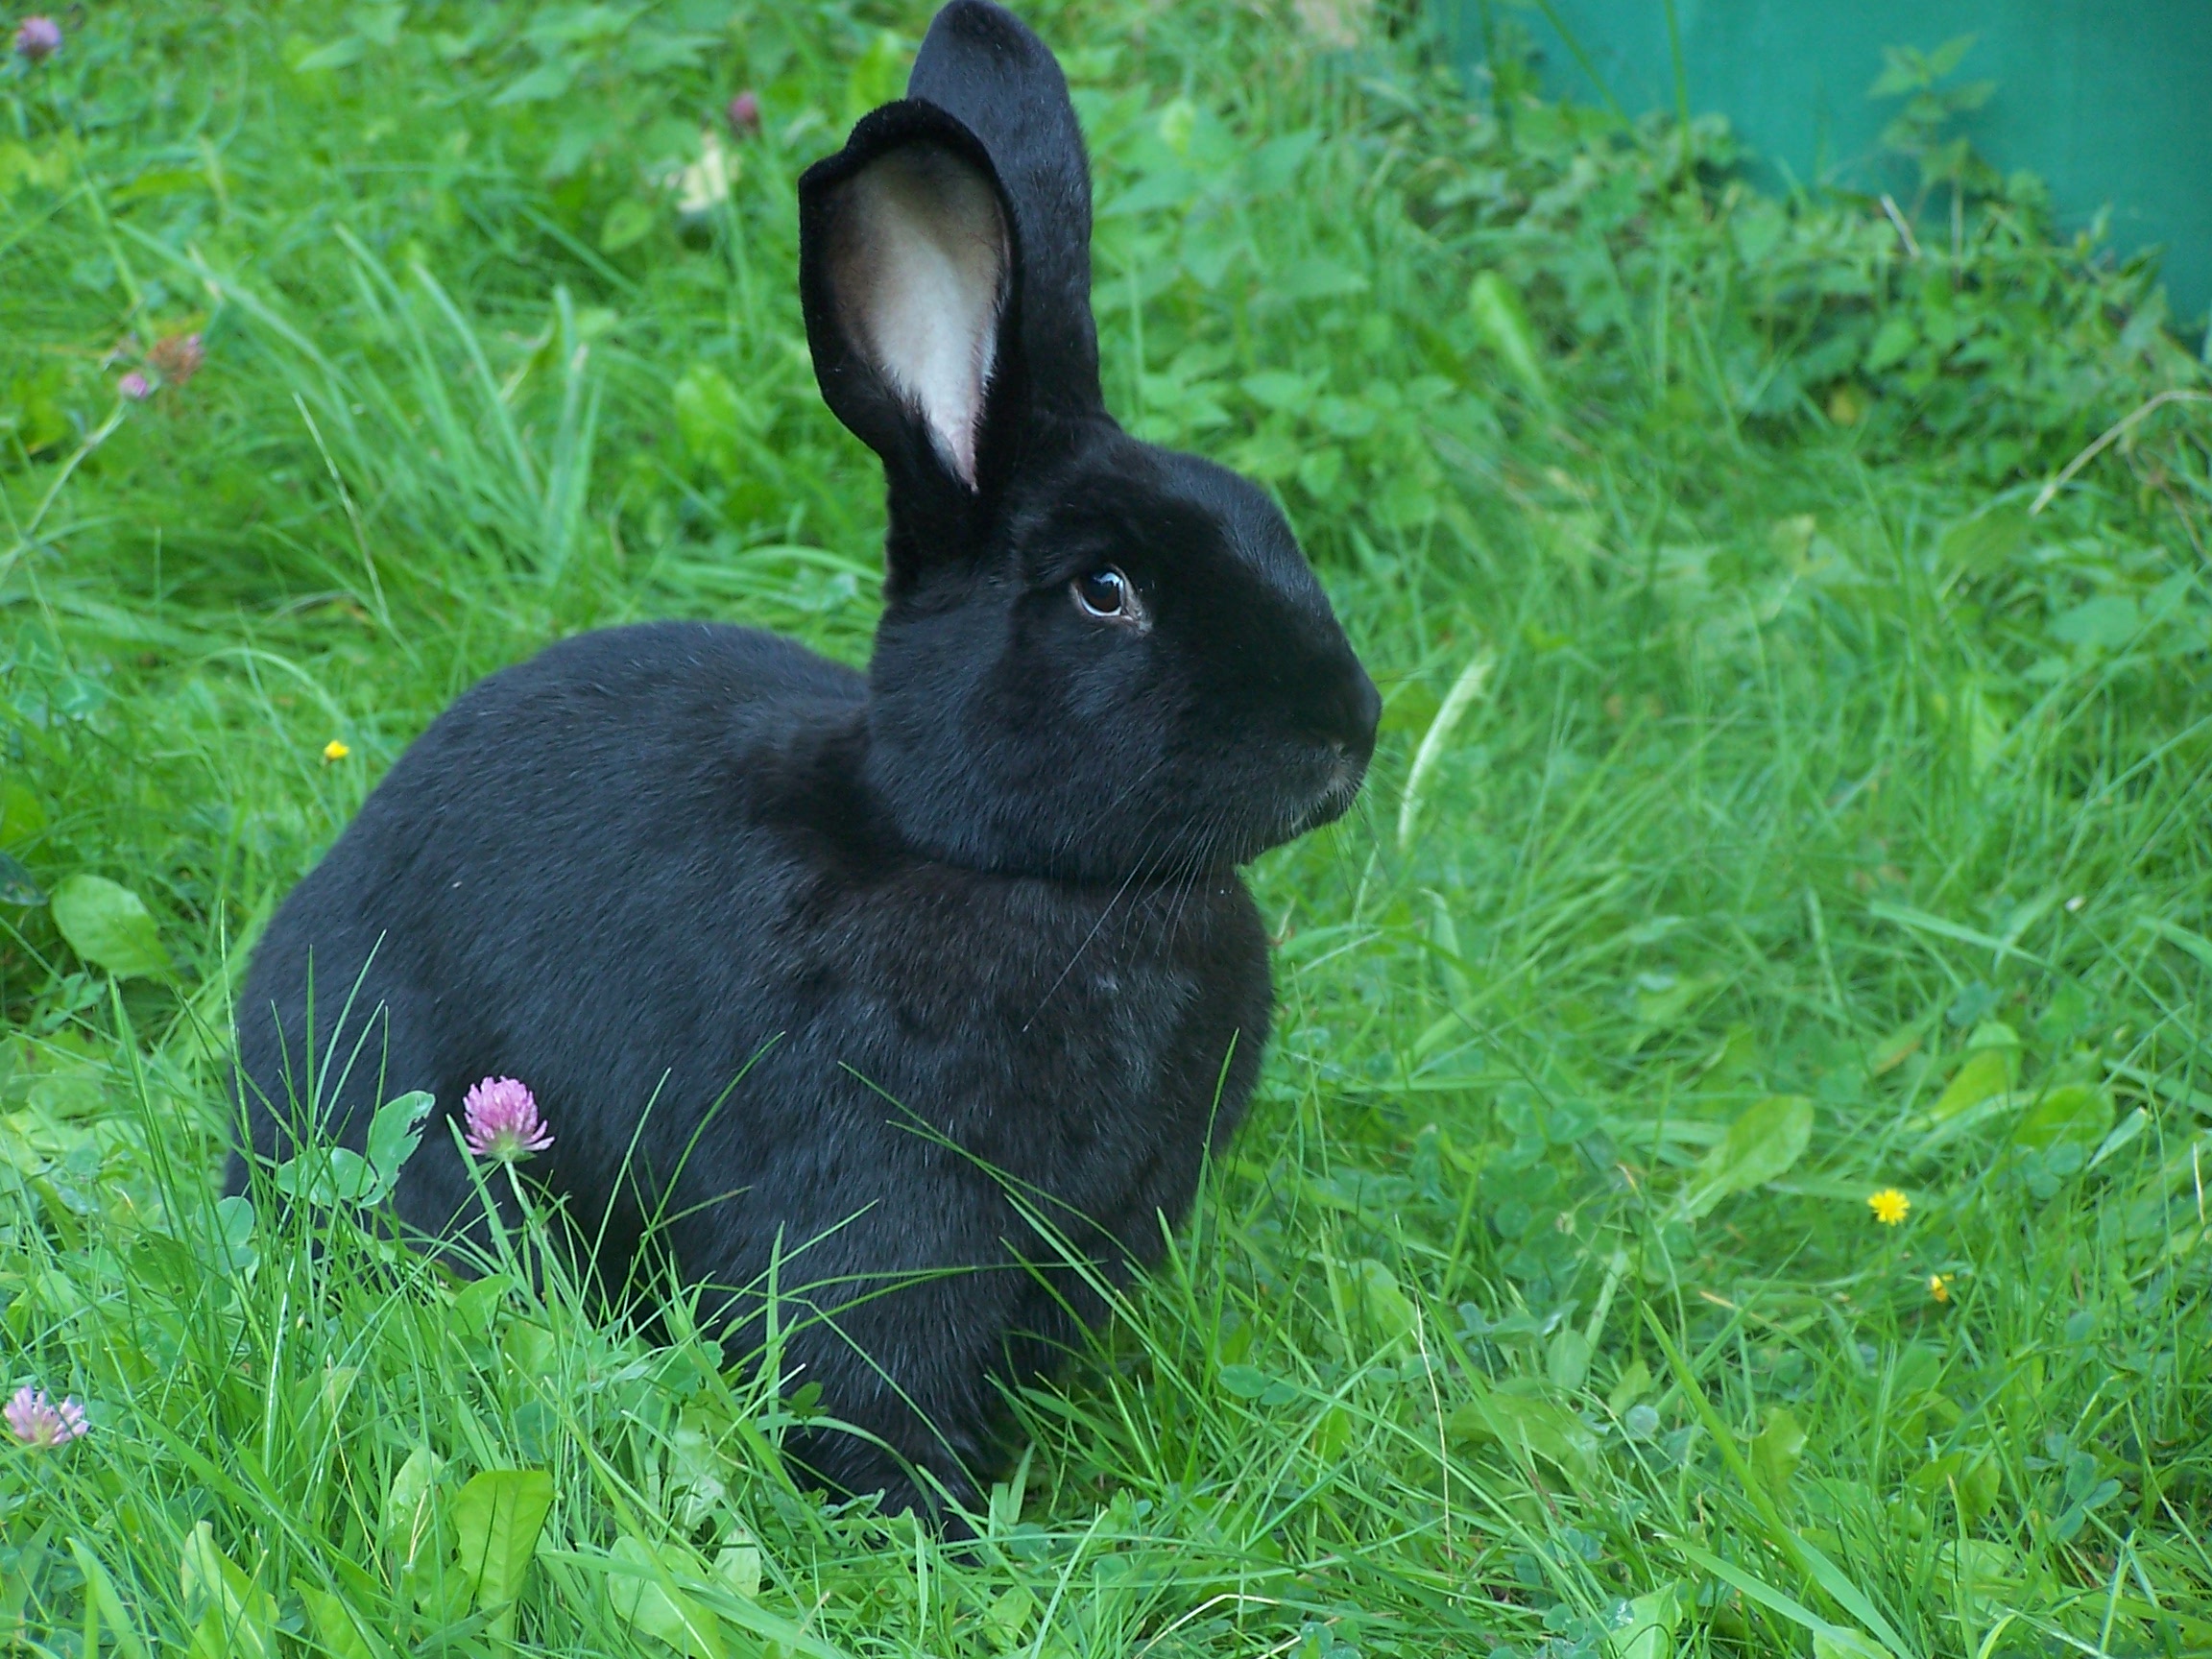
[1870,35,2000,197]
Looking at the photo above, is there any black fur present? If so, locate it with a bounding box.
[229,0,1378,1520]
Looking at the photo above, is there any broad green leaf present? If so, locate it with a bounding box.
[712,1544,761,1601]
[1311,1402,1354,1458]
[1352,1256,1417,1344]
[0,775,48,844]
[452,1468,555,1639]
[1446,1379,1599,1485]
[291,35,370,73]
[493,59,576,106]
[1863,313,1917,371]
[1683,1094,1814,1217]
[110,167,207,205]
[1217,1363,1272,1399]
[449,1272,514,1338]
[1934,1538,2022,1597]
[1964,1019,2020,1053]
[1936,504,2029,574]
[1606,1581,1682,1659]
[1750,1406,1807,1501]
[604,1535,728,1659]
[51,874,172,978]
[0,850,42,905]
[1548,1327,1592,1392]
[180,1524,276,1659]
[1814,1633,1893,1659]
[385,1446,445,1559]
[673,365,748,472]
[1923,34,1979,79]
[1607,1358,1653,1414]
[352,2,403,47]
[69,1541,149,1659]
[1911,1450,2001,1527]
[366,1091,436,1189]
[296,1584,378,1659]
[1868,47,1924,99]
[601,197,657,252]
[983,1584,1034,1648]
[2013,1083,2111,1153]
[1469,270,1549,402]
[273,1146,377,1207]
[212,1193,257,1274]
[1927,1048,2010,1121]
[1633,973,1716,1031]
[1240,369,1321,413]
[1866,1021,1925,1076]
[411,1564,476,1628]
[1279,256,1368,301]
[2088,1105,2151,1169]
[2050,593,2140,652]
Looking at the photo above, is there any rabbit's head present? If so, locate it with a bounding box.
[799,1,1378,883]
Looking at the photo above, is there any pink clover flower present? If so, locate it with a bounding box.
[463,1076,553,1163]
[6,1385,87,1449]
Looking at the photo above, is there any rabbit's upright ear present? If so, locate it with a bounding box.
[798,106,1013,505]
[906,1,1102,421]
[799,4,1105,549]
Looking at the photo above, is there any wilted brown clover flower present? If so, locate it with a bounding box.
[148,332,205,387]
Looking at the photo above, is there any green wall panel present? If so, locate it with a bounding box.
[1437,1,2212,325]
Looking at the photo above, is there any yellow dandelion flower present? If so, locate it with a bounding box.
[1868,1189,1911,1226]
[1929,1274,1953,1303]
[323,739,351,762]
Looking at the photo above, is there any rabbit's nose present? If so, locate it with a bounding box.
[1323,665,1381,766]
[1286,653,1379,766]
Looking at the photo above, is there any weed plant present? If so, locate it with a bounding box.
[2,3,2209,1656]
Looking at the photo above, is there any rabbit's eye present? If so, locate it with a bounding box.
[1072,566,1133,620]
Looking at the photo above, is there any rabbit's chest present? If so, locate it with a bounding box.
[785,868,1270,1174]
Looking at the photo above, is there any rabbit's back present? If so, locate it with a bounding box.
[233,616,872,1155]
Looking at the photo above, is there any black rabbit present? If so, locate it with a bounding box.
[229,0,1378,1520]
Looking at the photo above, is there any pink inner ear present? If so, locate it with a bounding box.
[831,146,1008,486]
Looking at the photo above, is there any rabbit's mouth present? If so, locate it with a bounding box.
[1278,749,1369,841]
[1311,770,1367,829]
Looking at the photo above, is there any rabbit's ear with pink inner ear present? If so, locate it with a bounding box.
[797,3,1110,579]
[798,106,1016,534]
[905,0,1103,421]
[814,132,1007,490]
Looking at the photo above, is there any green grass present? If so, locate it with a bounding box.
[4,3,2211,1655]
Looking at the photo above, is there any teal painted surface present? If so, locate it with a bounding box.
[1437,1,2212,325]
